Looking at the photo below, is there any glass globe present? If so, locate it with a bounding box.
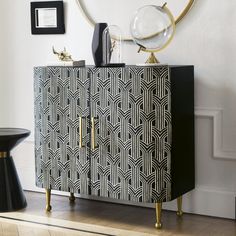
[130,5,175,52]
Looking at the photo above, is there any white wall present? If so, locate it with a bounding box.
[1,0,236,219]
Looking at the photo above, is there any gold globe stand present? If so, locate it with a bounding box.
[146,52,159,64]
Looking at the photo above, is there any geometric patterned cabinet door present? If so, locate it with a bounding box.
[34,67,90,195]
[34,65,194,205]
[89,66,172,202]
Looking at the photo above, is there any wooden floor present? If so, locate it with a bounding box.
[1,191,236,236]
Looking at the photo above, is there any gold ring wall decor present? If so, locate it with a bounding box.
[76,0,195,42]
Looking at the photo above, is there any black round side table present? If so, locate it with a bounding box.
[0,128,30,212]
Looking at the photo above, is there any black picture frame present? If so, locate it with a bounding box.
[31,1,65,34]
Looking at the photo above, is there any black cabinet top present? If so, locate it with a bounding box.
[35,65,194,69]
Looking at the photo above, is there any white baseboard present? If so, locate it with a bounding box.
[24,186,236,220]
[163,187,235,219]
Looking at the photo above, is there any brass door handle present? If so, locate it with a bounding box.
[79,117,85,148]
[91,117,98,150]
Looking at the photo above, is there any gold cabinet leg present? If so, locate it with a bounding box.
[45,189,52,212]
[177,196,183,216]
[155,203,162,229]
[69,193,75,203]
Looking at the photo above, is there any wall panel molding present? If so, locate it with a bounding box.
[195,107,236,160]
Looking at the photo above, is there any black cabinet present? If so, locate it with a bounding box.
[34,65,194,228]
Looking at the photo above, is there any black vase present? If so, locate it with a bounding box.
[92,23,110,67]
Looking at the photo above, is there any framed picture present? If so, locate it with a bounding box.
[31,1,65,34]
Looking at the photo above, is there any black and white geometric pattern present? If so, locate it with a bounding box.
[34,65,172,202]
[34,67,90,194]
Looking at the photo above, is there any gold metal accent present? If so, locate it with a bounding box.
[69,193,76,203]
[175,0,195,25]
[162,2,167,8]
[91,117,98,150]
[76,0,96,27]
[146,52,159,64]
[155,203,162,229]
[177,196,183,216]
[76,0,195,42]
[0,152,7,158]
[45,189,52,212]
[79,117,85,148]
[52,46,73,61]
